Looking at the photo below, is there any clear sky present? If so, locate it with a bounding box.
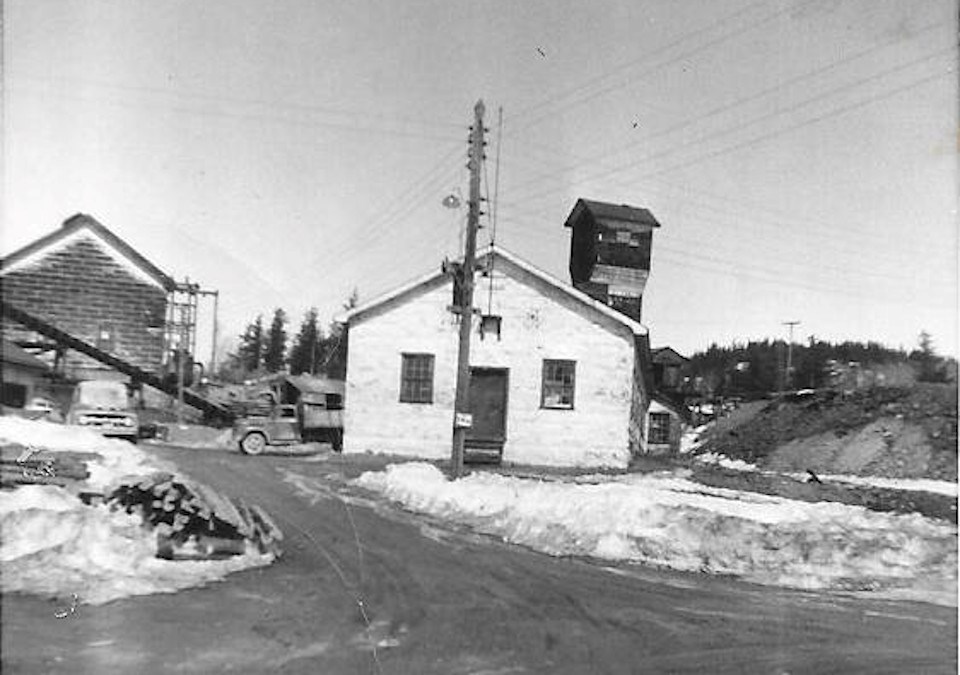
[3,0,957,365]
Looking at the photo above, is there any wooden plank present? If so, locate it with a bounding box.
[0,467,70,487]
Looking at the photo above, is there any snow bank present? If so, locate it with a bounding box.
[1,485,273,604]
[0,418,274,604]
[692,443,957,498]
[695,451,759,472]
[679,425,709,454]
[786,472,959,498]
[357,463,957,606]
[0,416,175,489]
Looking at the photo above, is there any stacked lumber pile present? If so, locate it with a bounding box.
[1,444,92,488]
[106,472,283,560]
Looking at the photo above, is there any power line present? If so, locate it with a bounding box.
[495,159,949,265]
[9,81,464,143]
[11,73,464,131]
[310,143,465,270]
[493,214,954,309]
[516,20,942,182]
[500,47,953,207]
[496,67,952,258]
[505,0,783,134]
[573,49,953,187]
[496,206,944,290]
[623,67,951,182]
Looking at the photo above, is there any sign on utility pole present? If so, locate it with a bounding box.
[450,99,485,478]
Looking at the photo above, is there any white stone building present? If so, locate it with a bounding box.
[339,246,654,468]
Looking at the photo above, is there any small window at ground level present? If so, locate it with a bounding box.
[400,353,435,404]
[649,412,671,444]
[541,360,575,409]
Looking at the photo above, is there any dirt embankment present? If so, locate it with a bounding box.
[702,384,958,482]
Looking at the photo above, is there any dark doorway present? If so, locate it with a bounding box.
[465,367,508,463]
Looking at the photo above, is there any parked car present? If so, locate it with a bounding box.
[66,380,138,442]
[22,396,64,423]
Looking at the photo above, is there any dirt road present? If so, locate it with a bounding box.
[3,445,956,674]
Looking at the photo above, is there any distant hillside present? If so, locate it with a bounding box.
[700,383,958,482]
[686,336,955,399]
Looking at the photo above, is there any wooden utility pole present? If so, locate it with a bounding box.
[783,320,800,392]
[451,99,485,478]
[209,290,219,374]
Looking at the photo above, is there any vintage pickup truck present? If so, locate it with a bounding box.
[233,384,344,455]
[66,380,139,442]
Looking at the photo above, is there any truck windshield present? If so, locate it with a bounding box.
[76,383,128,409]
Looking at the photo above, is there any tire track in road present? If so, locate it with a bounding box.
[157,448,958,675]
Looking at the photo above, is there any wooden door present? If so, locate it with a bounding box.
[465,368,508,461]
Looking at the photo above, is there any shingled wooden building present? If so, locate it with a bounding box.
[1,213,174,380]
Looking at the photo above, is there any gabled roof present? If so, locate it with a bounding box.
[284,374,345,396]
[338,245,648,337]
[563,198,661,230]
[651,346,689,364]
[0,213,176,292]
[651,391,692,422]
[2,339,50,371]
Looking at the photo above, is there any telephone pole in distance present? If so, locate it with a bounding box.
[783,320,800,392]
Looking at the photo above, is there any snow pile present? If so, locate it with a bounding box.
[695,451,759,472]
[679,425,708,454]
[0,418,274,604]
[691,442,957,497]
[785,472,958,498]
[357,463,957,605]
[0,416,174,489]
[1,486,272,604]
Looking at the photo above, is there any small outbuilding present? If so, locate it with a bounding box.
[645,393,689,455]
[339,246,654,469]
[651,346,690,392]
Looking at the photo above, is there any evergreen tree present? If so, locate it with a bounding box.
[686,337,910,397]
[288,308,325,375]
[263,308,288,373]
[236,315,264,372]
[215,352,250,384]
[911,331,948,383]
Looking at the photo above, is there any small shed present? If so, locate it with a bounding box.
[651,346,690,391]
[645,393,689,455]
